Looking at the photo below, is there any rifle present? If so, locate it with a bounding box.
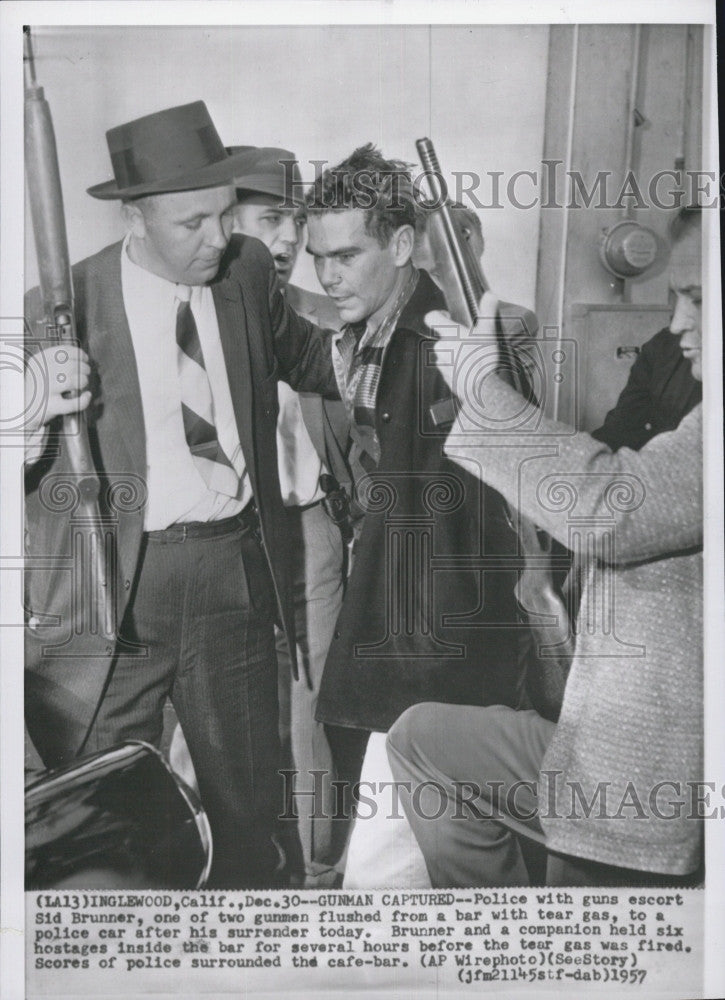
[24,28,115,640]
[416,137,573,721]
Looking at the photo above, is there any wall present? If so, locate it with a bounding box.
[25,24,549,310]
[535,24,704,426]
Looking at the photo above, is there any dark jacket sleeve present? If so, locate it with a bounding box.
[267,264,339,398]
[591,341,655,451]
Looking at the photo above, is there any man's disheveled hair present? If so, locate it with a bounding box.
[305,143,420,246]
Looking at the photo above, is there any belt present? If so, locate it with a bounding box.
[144,501,259,542]
[295,497,324,513]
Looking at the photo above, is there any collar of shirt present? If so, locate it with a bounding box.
[354,268,419,355]
[332,268,419,409]
[122,233,179,307]
[120,235,250,528]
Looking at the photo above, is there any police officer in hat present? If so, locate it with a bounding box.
[24,102,338,889]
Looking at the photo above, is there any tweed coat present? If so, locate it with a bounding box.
[445,379,703,874]
[24,234,337,763]
[316,271,539,733]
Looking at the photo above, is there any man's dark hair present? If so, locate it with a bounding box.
[305,143,420,246]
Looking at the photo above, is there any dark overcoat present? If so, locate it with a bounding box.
[316,271,530,732]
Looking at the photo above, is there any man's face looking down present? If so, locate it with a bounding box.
[125,185,237,286]
[306,208,414,326]
[668,224,703,382]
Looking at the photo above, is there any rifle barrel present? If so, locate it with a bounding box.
[416,137,487,325]
[24,28,116,640]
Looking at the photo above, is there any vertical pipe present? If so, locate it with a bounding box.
[622,24,643,223]
[552,24,579,422]
[682,25,703,175]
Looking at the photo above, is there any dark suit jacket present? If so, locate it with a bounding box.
[592,327,701,451]
[25,234,337,761]
[316,271,530,733]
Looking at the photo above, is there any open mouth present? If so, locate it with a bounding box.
[274,252,293,270]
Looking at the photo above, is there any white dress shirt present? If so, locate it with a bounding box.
[275,284,331,508]
[121,236,252,529]
[276,382,326,507]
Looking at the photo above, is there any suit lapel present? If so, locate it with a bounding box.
[211,270,256,493]
[93,245,256,498]
[88,245,145,481]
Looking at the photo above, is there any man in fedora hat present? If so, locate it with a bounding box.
[170,144,353,886]
[24,101,338,889]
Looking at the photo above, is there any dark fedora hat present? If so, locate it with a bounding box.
[88,102,257,200]
[227,145,305,207]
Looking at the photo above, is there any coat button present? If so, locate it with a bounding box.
[124,579,131,590]
[381,412,391,423]
[28,616,39,631]
[334,629,341,639]
[644,422,652,431]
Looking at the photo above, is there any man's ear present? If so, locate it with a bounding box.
[121,201,147,239]
[391,225,415,268]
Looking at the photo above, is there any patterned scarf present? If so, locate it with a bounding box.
[335,269,419,474]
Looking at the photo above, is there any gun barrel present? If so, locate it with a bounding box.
[25,76,74,321]
[416,137,487,327]
[23,27,38,88]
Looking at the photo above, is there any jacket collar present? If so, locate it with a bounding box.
[213,233,246,300]
[396,268,446,337]
[208,236,258,498]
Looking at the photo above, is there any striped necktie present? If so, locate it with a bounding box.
[175,286,239,498]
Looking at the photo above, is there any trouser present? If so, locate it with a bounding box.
[276,501,346,877]
[387,703,555,887]
[387,703,704,888]
[83,512,281,889]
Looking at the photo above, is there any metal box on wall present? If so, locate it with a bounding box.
[568,303,672,432]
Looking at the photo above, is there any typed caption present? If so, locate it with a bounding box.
[28,887,703,997]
